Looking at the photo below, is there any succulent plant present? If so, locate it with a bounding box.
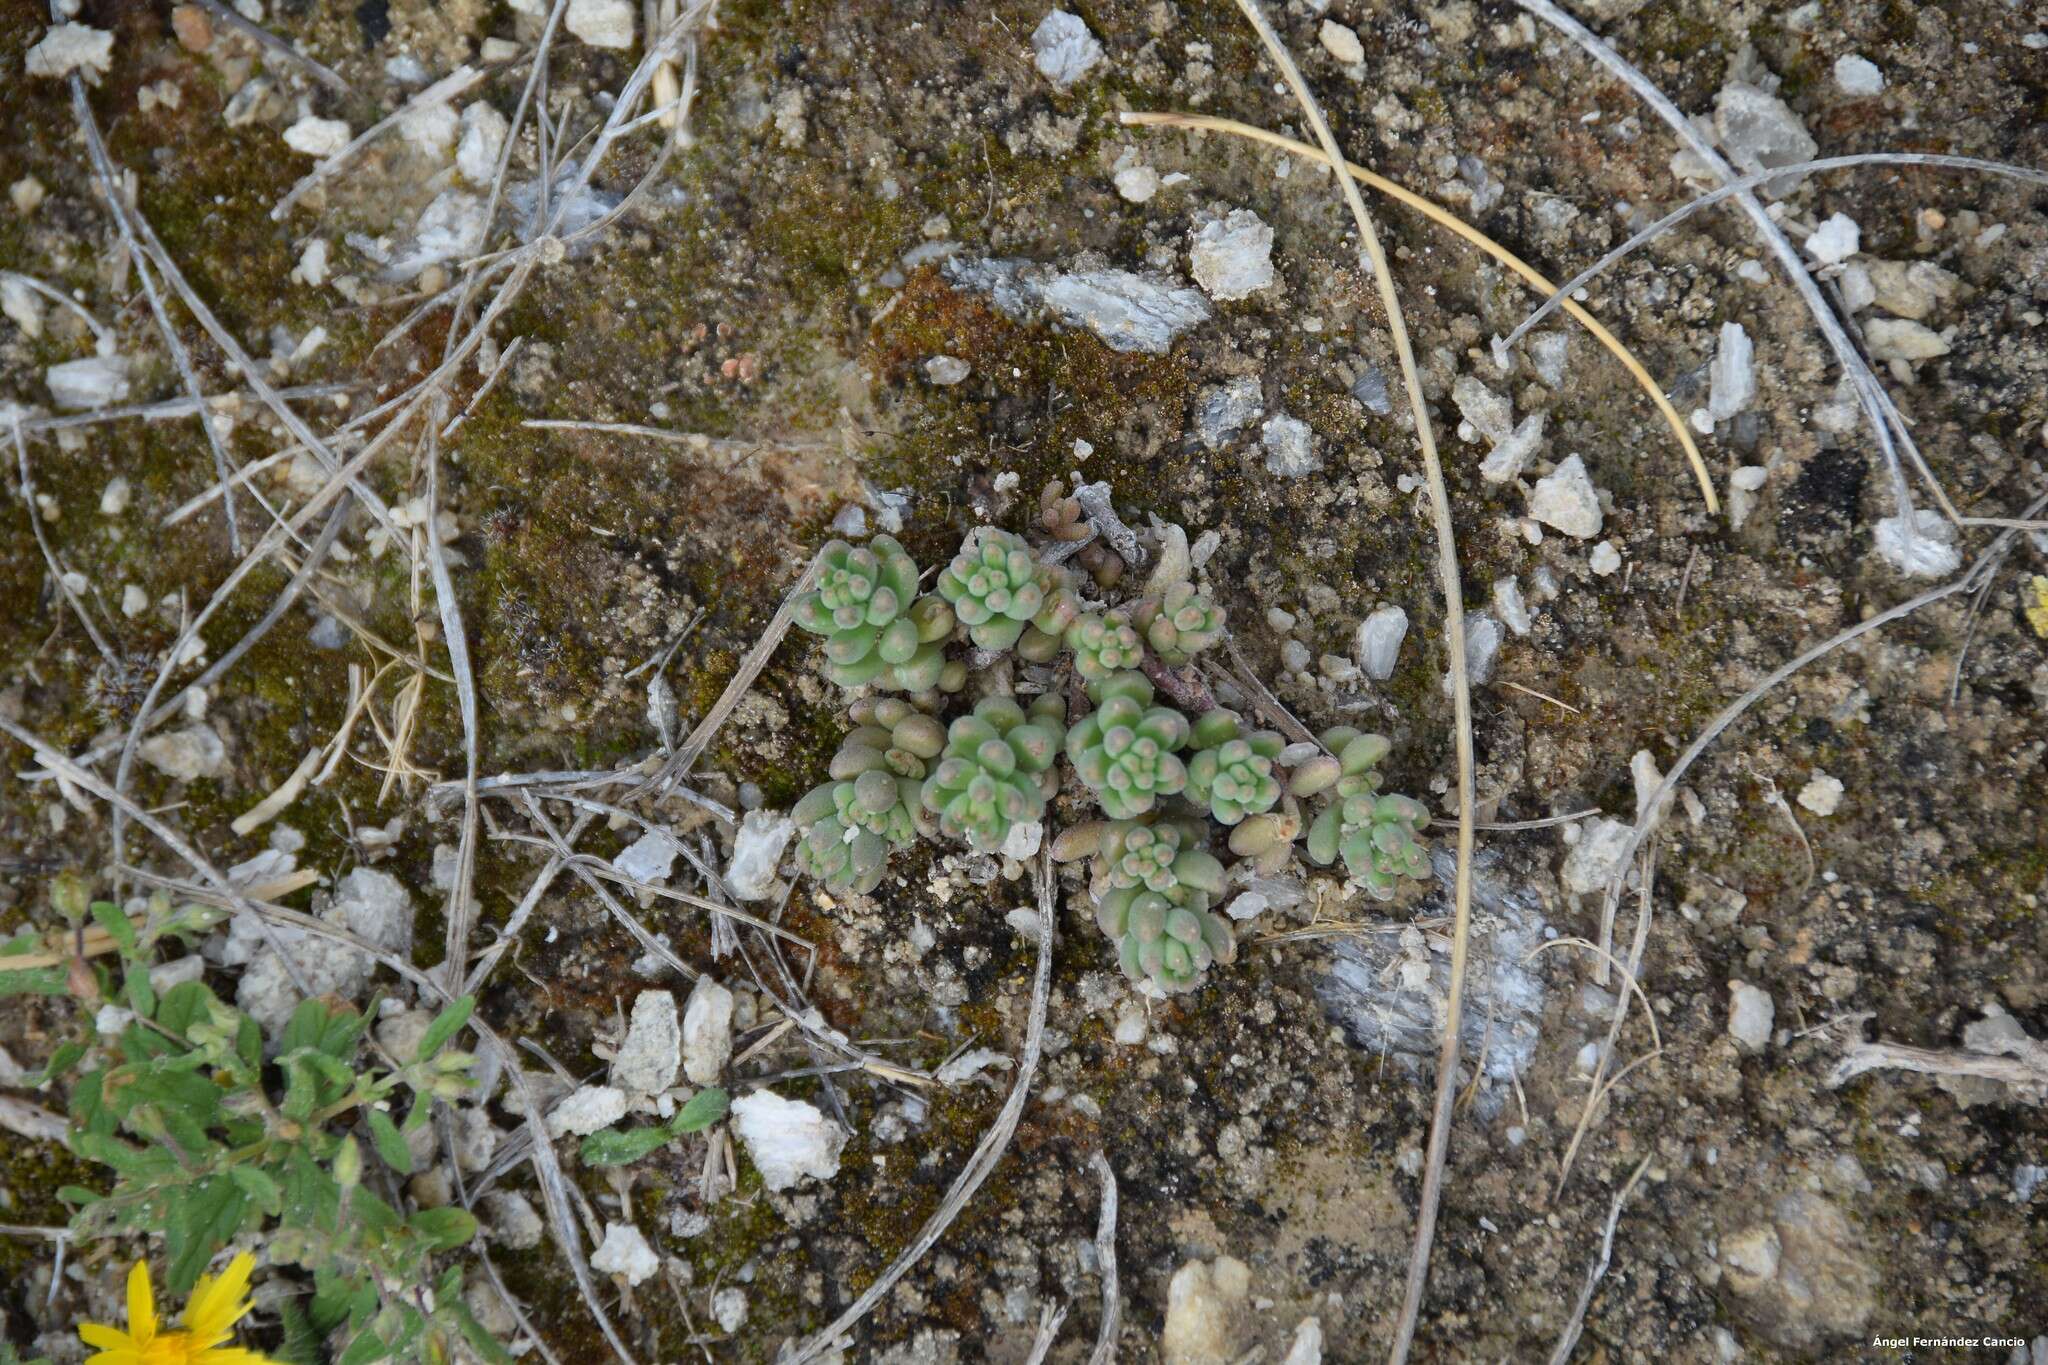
[1185,709,1284,825]
[1066,672,1190,820]
[921,695,1068,852]
[1133,581,1225,665]
[793,536,957,691]
[792,701,947,893]
[1040,479,1125,589]
[1066,612,1144,685]
[1301,726,1430,898]
[1085,822,1233,995]
[937,527,1072,651]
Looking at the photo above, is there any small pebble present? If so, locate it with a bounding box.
[1833,54,1884,96]
[1727,980,1774,1052]
[1318,19,1364,64]
[925,355,970,385]
[1589,541,1622,575]
[1797,771,1844,816]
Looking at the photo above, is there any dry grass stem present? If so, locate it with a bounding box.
[1122,110,1718,513]
[1545,1154,1653,1365]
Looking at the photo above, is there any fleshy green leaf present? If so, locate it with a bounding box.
[579,1124,675,1168]
[408,1206,477,1252]
[671,1086,729,1134]
[366,1109,413,1175]
[415,995,474,1062]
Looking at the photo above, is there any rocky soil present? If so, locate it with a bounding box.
[2,0,2046,1361]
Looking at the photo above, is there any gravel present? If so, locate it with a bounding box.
[1714,81,1818,191]
[1527,454,1605,539]
[681,976,734,1085]
[1194,377,1262,449]
[1259,414,1319,478]
[139,723,227,781]
[1727,980,1775,1052]
[1833,54,1884,96]
[1189,209,1276,302]
[726,809,794,900]
[1353,606,1408,681]
[591,1222,659,1285]
[730,1090,846,1191]
[565,0,635,48]
[1707,321,1756,422]
[611,990,682,1096]
[1030,9,1104,90]
[1804,213,1861,265]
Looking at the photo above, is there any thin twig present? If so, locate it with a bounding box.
[1087,1152,1121,1365]
[1545,1154,1653,1365]
[271,67,485,220]
[783,857,1057,1363]
[190,0,350,93]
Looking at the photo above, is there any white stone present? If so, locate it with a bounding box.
[1162,1256,1251,1365]
[1259,414,1319,478]
[1833,54,1884,96]
[1479,412,1545,483]
[384,189,489,282]
[726,810,794,901]
[933,1047,1013,1086]
[1865,260,1958,321]
[1318,20,1363,65]
[612,991,681,1096]
[546,1084,628,1138]
[1837,263,1875,312]
[1561,817,1634,896]
[1283,1318,1324,1365]
[1114,165,1159,203]
[1714,82,1818,188]
[1862,317,1948,361]
[1,277,42,339]
[711,1287,747,1333]
[730,1090,845,1191]
[1873,508,1961,578]
[121,583,149,617]
[482,1191,545,1249]
[1589,540,1622,575]
[1492,578,1531,636]
[1189,209,1276,301]
[1031,10,1104,90]
[1457,612,1502,687]
[1797,771,1844,816]
[681,976,734,1086]
[1529,333,1570,388]
[1727,980,1775,1052]
[614,827,680,885]
[566,0,634,48]
[591,1222,659,1286]
[1194,377,1261,449]
[999,819,1043,860]
[1728,464,1768,531]
[1804,212,1861,265]
[1451,375,1513,445]
[283,115,352,158]
[1707,321,1755,421]
[925,355,970,385]
[140,724,226,780]
[46,355,131,410]
[291,239,331,288]
[26,23,114,83]
[231,868,413,1034]
[99,476,131,515]
[947,256,1209,355]
[399,100,459,157]
[1354,605,1408,681]
[456,102,509,184]
[1527,455,1604,539]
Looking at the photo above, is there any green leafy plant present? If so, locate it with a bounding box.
[1303,727,1431,898]
[793,536,957,692]
[581,1086,729,1167]
[1065,612,1144,685]
[793,699,946,893]
[1184,709,1283,825]
[935,527,1069,651]
[1133,581,1225,665]
[921,695,1067,852]
[1067,820,1233,995]
[26,888,504,1365]
[1066,672,1190,820]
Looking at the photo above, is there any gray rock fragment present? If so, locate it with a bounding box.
[726,810,794,901]
[1527,454,1604,538]
[944,257,1211,355]
[1350,364,1391,414]
[1031,9,1104,90]
[1353,606,1408,681]
[1707,321,1755,421]
[612,990,682,1096]
[1259,414,1320,478]
[140,724,227,781]
[1189,209,1276,301]
[1728,980,1774,1052]
[1194,377,1262,449]
[682,976,734,1085]
[1714,81,1818,192]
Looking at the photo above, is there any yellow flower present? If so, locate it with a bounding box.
[2025,575,2048,640]
[79,1253,278,1365]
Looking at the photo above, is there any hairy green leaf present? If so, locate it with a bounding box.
[415,995,474,1062]
[367,1109,412,1175]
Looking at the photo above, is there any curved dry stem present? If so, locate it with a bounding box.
[1208,5,1478,1359]
[1501,150,2048,352]
[783,860,1056,1363]
[1120,110,1717,514]
[1511,0,1917,540]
